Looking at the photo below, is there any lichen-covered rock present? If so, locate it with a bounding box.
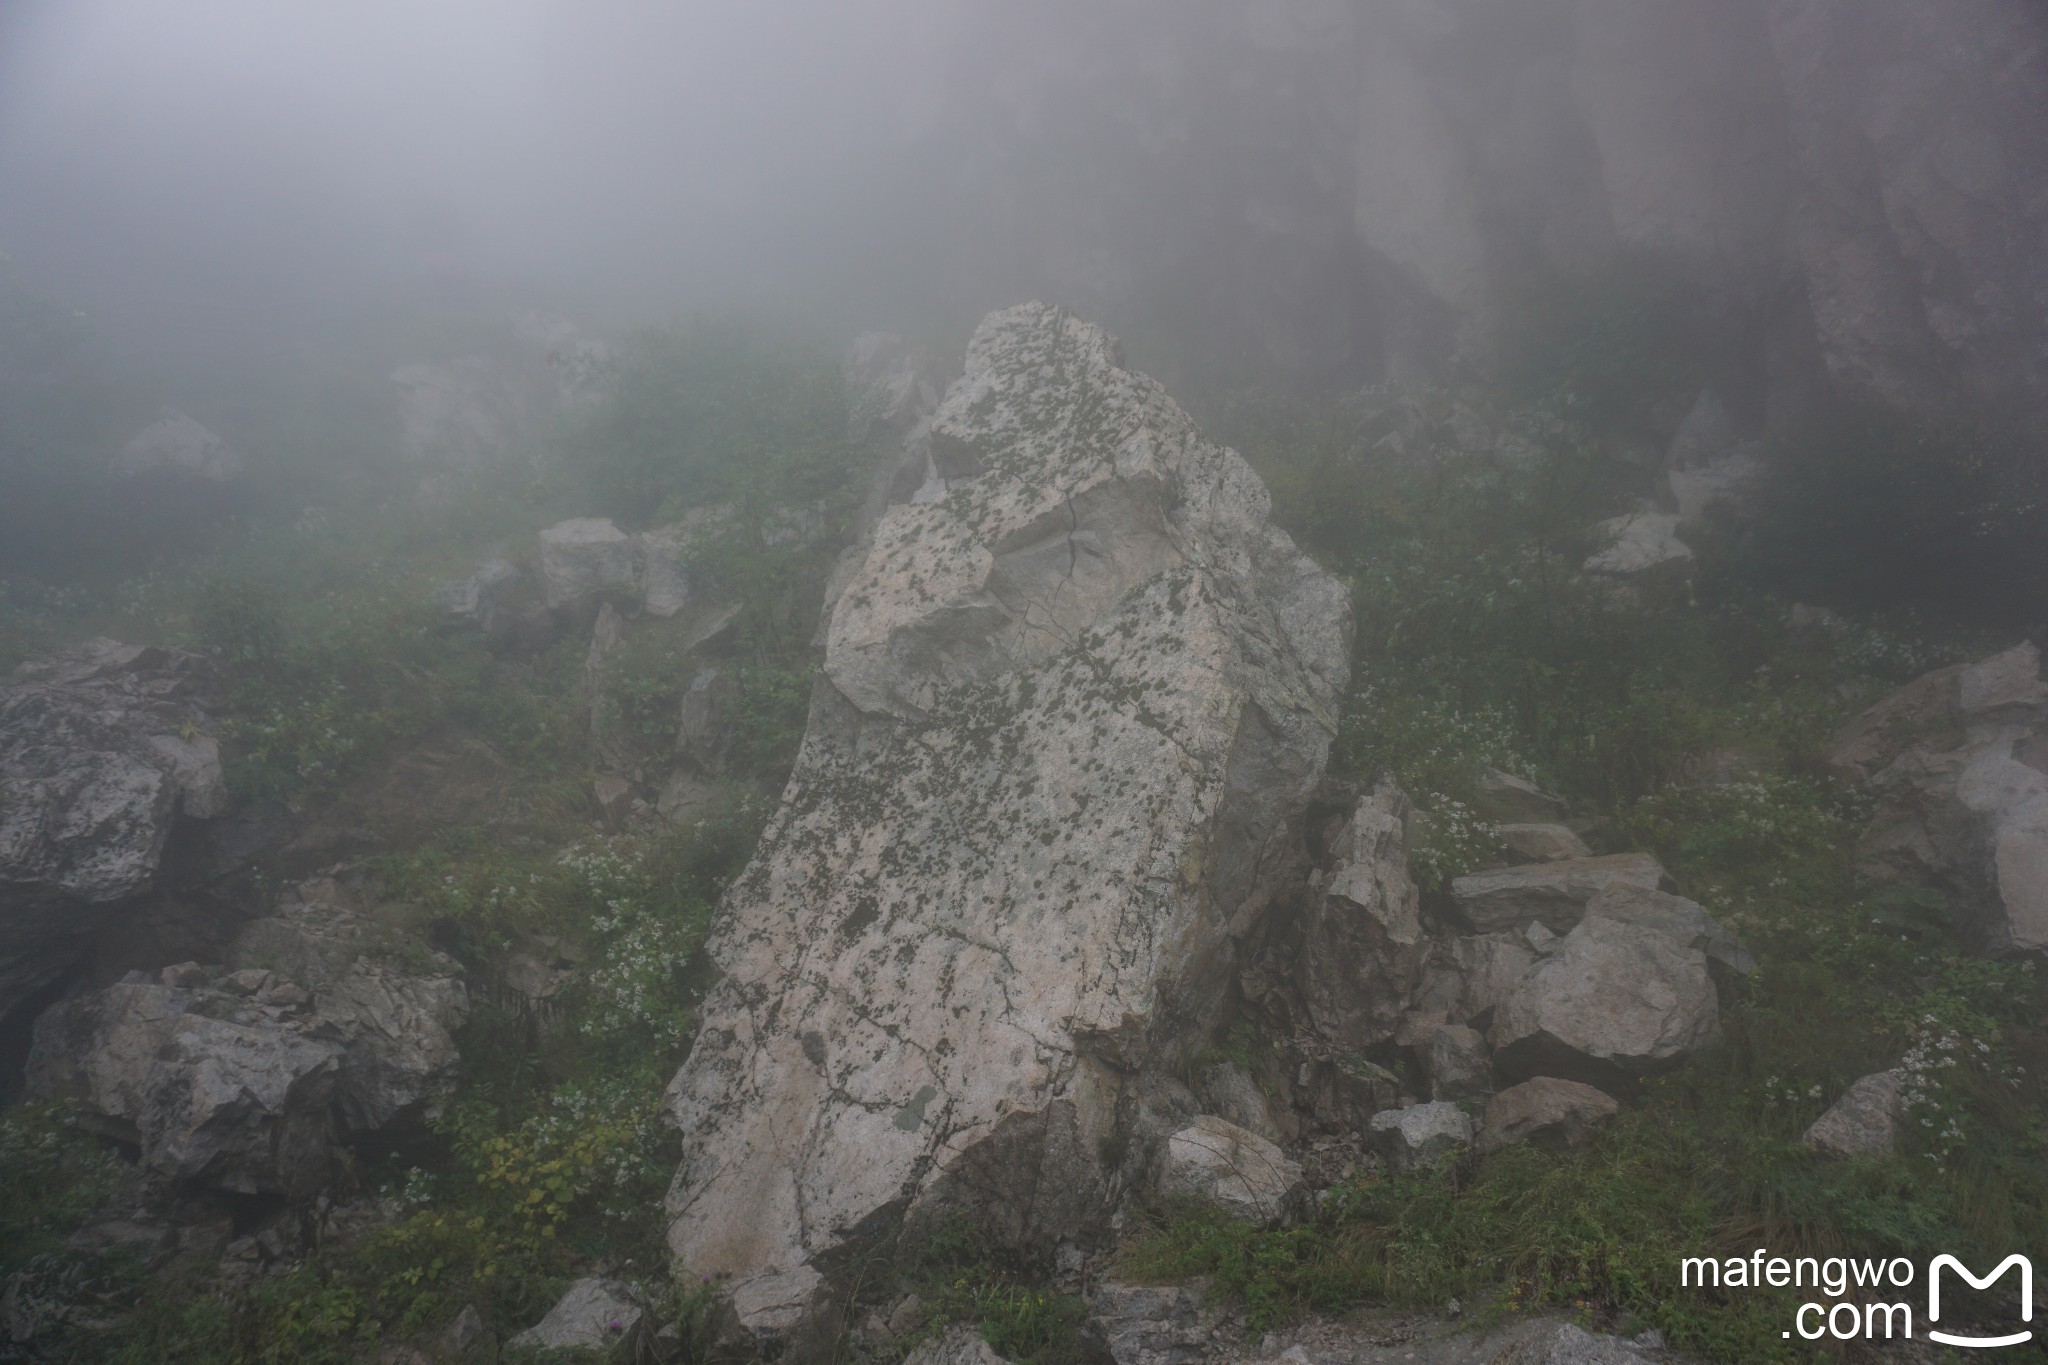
[662,304,1350,1336]
[1803,1070,1907,1158]
[1159,1115,1301,1225]
[1292,779,1424,1052]
[1450,854,1669,935]
[1368,1101,1473,1174]
[1490,916,1719,1091]
[0,640,223,1022]
[1478,1077,1619,1153]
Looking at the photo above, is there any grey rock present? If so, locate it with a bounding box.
[905,1326,1012,1365]
[1498,824,1592,863]
[676,667,735,773]
[663,304,1350,1336]
[1505,1322,1652,1364]
[0,640,222,1021]
[1295,779,1425,1051]
[1584,513,1692,578]
[1089,1282,1208,1365]
[1581,883,1754,977]
[1491,917,1720,1091]
[1423,1025,1491,1102]
[539,517,637,611]
[1803,1070,1906,1158]
[1451,854,1669,935]
[1478,1077,1619,1153]
[1472,768,1569,824]
[110,410,243,482]
[1159,1115,1302,1225]
[506,1277,643,1353]
[1191,1061,1281,1143]
[1368,1101,1473,1174]
[1416,932,1541,1026]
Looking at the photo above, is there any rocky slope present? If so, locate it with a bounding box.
[662,303,1352,1338]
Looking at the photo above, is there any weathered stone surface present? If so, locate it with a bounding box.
[0,639,223,1021]
[1507,1322,1653,1365]
[676,667,736,774]
[1412,930,1542,1026]
[435,559,551,649]
[662,305,1350,1333]
[1089,1282,1209,1365]
[1803,1070,1907,1158]
[1584,512,1692,578]
[1450,854,1668,935]
[1472,768,1569,824]
[433,1303,492,1359]
[1294,779,1424,1052]
[1159,1115,1301,1225]
[27,981,341,1195]
[539,517,637,611]
[232,876,468,1133]
[1368,1101,1473,1174]
[1478,1077,1619,1153]
[1491,916,1719,1091]
[110,409,243,482]
[1190,1061,1281,1143]
[1828,643,2048,952]
[1423,1024,1491,1102]
[1581,883,1755,977]
[505,1277,643,1353]
[1498,824,1591,864]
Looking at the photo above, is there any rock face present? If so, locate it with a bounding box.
[0,640,225,1022]
[1803,1070,1907,1158]
[662,304,1350,1334]
[1478,1077,1620,1153]
[1828,642,2048,954]
[1490,915,1720,1091]
[110,410,243,482]
[1159,1115,1302,1225]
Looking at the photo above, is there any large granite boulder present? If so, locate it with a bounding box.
[662,304,1350,1339]
[1490,916,1720,1091]
[0,640,225,1023]
[1827,642,2048,953]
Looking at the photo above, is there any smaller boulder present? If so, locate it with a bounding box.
[1159,1115,1302,1225]
[904,1326,1012,1365]
[1498,824,1592,863]
[538,518,636,611]
[1473,768,1569,824]
[1367,1101,1473,1174]
[1584,512,1692,577]
[111,410,243,482]
[1582,883,1754,976]
[1451,853,1669,934]
[1423,1025,1491,1101]
[506,1278,644,1354]
[1478,1077,1619,1152]
[1803,1071,1907,1158]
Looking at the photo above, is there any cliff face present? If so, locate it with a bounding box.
[881,0,2048,430]
[661,304,1350,1337]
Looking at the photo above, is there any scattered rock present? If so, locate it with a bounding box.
[662,304,1350,1333]
[506,1277,644,1354]
[1450,854,1669,935]
[1412,931,1543,1025]
[1803,1070,1906,1157]
[1088,1282,1210,1365]
[1490,916,1719,1092]
[538,517,636,611]
[1368,1101,1473,1174]
[1498,824,1592,863]
[1422,1025,1491,1102]
[1581,883,1754,977]
[904,1326,1012,1365]
[1159,1115,1302,1225]
[1508,1321,1653,1363]
[1478,1077,1619,1152]
[1583,512,1692,578]
[110,410,244,482]
[1472,768,1570,824]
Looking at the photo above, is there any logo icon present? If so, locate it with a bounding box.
[1928,1254,2034,1349]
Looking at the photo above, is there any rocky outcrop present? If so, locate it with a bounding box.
[109,410,243,483]
[1828,642,2048,953]
[0,640,226,1023]
[662,304,1350,1337]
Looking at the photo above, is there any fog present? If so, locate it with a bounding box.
[0,0,970,360]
